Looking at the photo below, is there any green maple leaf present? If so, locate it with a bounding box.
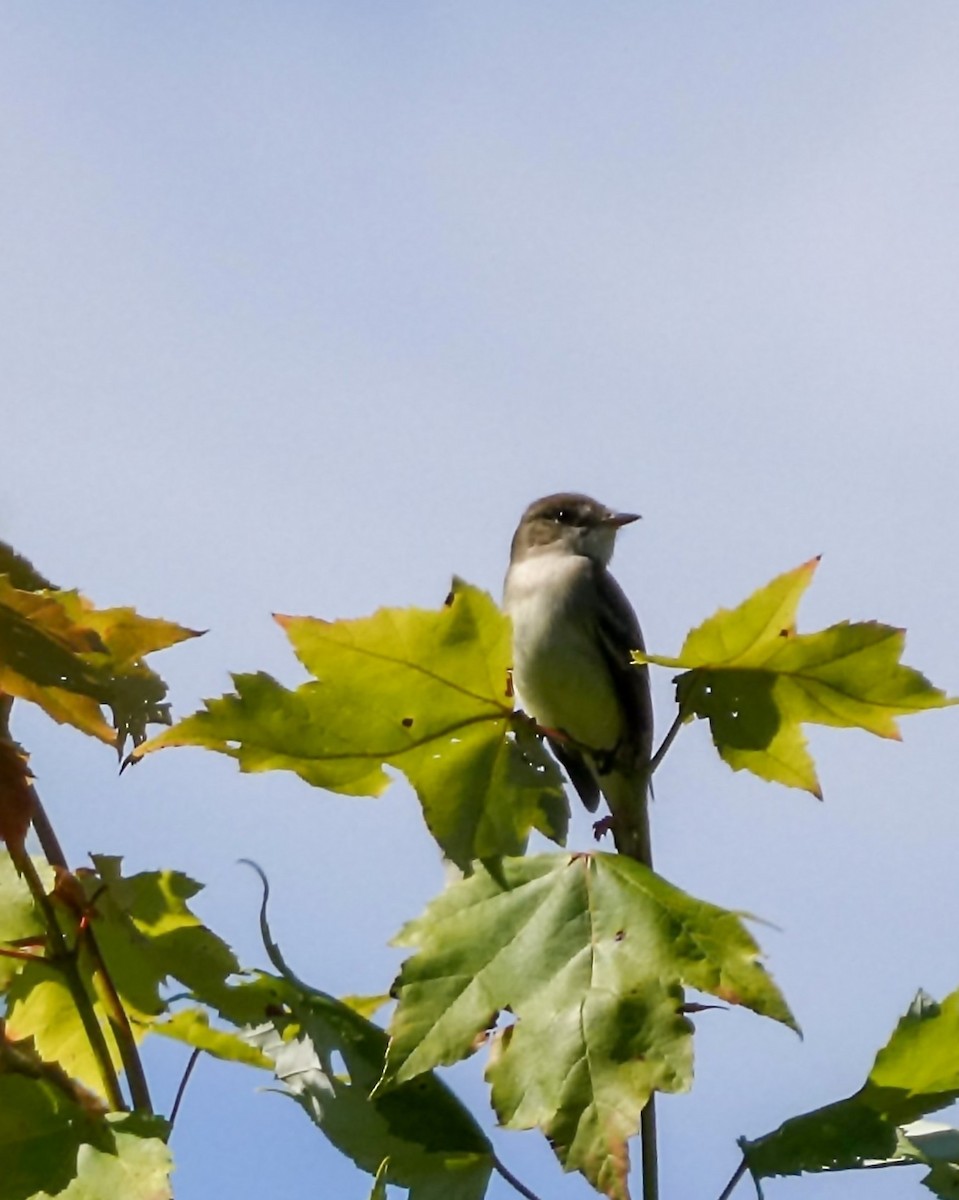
[133,581,567,871]
[742,988,959,1194]
[4,857,241,1097]
[379,853,795,1200]
[636,558,956,795]
[83,856,240,1013]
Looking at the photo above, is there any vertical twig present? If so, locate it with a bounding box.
[2,699,137,1112]
[640,1101,659,1200]
[623,704,689,1199]
[82,923,153,1113]
[13,851,127,1112]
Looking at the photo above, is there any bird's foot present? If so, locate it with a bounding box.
[592,816,614,842]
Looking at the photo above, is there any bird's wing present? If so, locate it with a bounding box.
[548,736,601,812]
[591,564,654,768]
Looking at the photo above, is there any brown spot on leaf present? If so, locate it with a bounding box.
[401,717,414,728]
[469,1029,490,1053]
[444,591,455,607]
[614,929,626,942]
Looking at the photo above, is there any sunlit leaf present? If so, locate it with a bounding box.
[380,853,795,1200]
[133,581,567,870]
[83,856,240,1012]
[0,569,201,752]
[5,966,122,1092]
[636,559,956,795]
[0,851,52,990]
[742,988,959,1192]
[143,1007,270,1069]
[6,857,241,1096]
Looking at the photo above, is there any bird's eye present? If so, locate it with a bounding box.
[554,509,571,524]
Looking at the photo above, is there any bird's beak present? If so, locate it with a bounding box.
[607,511,641,528]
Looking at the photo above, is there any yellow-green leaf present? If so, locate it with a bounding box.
[0,851,53,990]
[0,567,201,752]
[142,1008,271,1069]
[133,582,567,870]
[636,560,956,795]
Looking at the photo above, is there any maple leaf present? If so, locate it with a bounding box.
[636,559,956,795]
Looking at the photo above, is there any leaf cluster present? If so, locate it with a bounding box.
[0,541,956,1200]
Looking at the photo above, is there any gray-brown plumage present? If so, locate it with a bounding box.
[504,493,653,863]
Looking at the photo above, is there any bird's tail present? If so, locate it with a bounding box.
[605,770,652,867]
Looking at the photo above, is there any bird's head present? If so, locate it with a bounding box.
[510,492,640,567]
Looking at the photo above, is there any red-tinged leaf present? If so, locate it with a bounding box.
[0,738,32,854]
[0,565,201,753]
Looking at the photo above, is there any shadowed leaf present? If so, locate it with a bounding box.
[0,1049,171,1200]
[742,988,959,1192]
[380,853,795,1200]
[0,542,55,593]
[234,975,493,1200]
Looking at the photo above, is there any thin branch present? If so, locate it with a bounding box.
[491,1151,545,1200]
[82,922,153,1113]
[717,1157,749,1200]
[14,850,127,1112]
[3,700,144,1112]
[28,784,68,868]
[648,708,686,778]
[0,944,45,963]
[169,1048,201,1127]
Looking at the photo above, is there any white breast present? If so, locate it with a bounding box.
[504,551,622,751]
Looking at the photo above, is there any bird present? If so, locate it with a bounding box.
[503,492,654,863]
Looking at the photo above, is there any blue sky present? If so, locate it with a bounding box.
[3,5,959,1198]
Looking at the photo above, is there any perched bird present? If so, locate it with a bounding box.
[503,492,654,863]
